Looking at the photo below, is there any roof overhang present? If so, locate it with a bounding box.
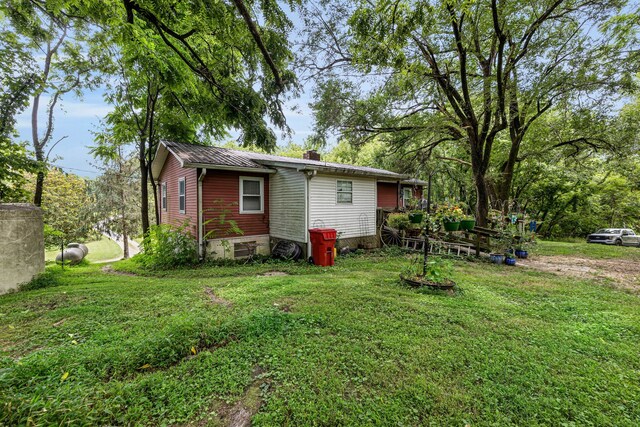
[256,160,408,180]
[184,162,276,174]
[151,141,276,180]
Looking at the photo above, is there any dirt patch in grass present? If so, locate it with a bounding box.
[519,255,640,292]
[260,271,289,277]
[273,297,295,312]
[204,287,232,307]
[101,265,137,276]
[187,366,269,427]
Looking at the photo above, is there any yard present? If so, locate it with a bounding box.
[44,236,123,263]
[1,242,639,426]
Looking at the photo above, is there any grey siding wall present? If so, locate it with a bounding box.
[308,174,377,238]
[269,168,307,243]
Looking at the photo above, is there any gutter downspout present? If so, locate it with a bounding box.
[198,168,207,259]
[301,168,317,258]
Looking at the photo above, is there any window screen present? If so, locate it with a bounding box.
[161,182,167,211]
[337,180,353,204]
[178,178,186,213]
[240,177,263,213]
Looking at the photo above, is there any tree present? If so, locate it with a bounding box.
[303,0,637,224]
[97,42,205,235]
[0,15,38,201]
[25,168,96,246]
[1,0,108,206]
[90,144,141,259]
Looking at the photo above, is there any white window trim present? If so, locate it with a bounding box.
[161,182,167,211]
[336,179,353,204]
[239,176,264,214]
[178,177,186,214]
[402,187,412,207]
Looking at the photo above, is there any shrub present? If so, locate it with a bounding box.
[139,224,198,269]
[387,213,411,230]
[19,270,62,291]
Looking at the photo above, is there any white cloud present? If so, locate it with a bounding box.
[59,101,113,119]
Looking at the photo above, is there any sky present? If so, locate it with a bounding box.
[15,84,317,179]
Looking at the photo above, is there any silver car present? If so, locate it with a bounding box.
[587,228,640,246]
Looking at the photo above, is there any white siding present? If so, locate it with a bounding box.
[269,168,307,242]
[309,174,377,238]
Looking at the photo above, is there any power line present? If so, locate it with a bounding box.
[50,164,100,175]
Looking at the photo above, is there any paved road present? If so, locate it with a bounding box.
[100,232,140,263]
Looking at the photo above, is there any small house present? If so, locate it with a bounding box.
[152,141,425,259]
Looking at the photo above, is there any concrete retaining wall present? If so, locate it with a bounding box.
[0,204,45,293]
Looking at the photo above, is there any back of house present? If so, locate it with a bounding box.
[152,141,425,259]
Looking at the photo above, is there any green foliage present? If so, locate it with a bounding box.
[18,269,62,292]
[139,224,198,269]
[403,256,453,284]
[386,213,410,230]
[25,168,96,247]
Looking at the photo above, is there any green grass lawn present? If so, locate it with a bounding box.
[1,247,639,425]
[537,239,640,260]
[45,236,122,263]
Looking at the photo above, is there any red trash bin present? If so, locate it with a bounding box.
[308,228,337,266]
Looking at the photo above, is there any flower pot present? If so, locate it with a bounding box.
[408,212,424,224]
[505,257,516,266]
[459,219,476,230]
[489,253,504,264]
[443,221,460,232]
[515,249,528,259]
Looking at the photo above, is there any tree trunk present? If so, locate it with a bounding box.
[33,170,45,207]
[139,145,150,236]
[148,163,159,226]
[473,171,490,227]
[497,137,522,211]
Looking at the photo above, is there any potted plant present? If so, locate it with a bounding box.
[490,230,513,265]
[408,209,424,224]
[515,232,535,258]
[435,203,464,232]
[505,253,517,266]
[459,215,476,231]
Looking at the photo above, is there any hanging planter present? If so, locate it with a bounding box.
[443,221,460,232]
[408,211,424,224]
[459,218,476,230]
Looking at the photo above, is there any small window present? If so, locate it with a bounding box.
[240,177,264,213]
[402,188,412,207]
[337,180,352,204]
[161,182,167,211]
[178,178,186,214]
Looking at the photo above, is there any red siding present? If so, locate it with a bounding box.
[157,154,198,237]
[377,182,399,209]
[202,170,270,238]
[412,186,423,199]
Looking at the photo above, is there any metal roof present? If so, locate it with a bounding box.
[162,141,407,179]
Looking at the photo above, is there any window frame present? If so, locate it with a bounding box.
[161,182,167,211]
[336,180,353,204]
[178,177,186,214]
[239,176,264,214]
[402,187,412,207]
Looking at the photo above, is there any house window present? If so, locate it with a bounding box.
[161,182,167,211]
[240,176,264,213]
[337,180,353,204]
[402,187,412,207]
[178,177,186,214]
